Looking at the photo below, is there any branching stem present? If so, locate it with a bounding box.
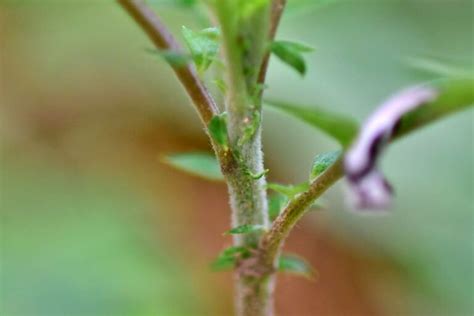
[117,0,237,175]
[117,2,473,316]
[259,82,473,272]
[117,0,218,124]
[260,159,343,267]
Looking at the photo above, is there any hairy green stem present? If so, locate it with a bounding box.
[118,3,473,316]
[213,2,274,315]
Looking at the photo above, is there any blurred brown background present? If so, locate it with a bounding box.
[1,1,473,315]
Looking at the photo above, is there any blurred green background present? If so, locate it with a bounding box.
[1,1,472,315]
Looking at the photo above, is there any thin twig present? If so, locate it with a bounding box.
[118,0,238,176]
[260,158,343,265]
[257,0,287,86]
[117,0,218,124]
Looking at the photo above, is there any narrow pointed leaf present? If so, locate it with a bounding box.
[265,100,359,146]
[210,255,236,271]
[211,246,250,271]
[278,253,316,280]
[310,150,341,181]
[267,182,309,199]
[162,152,224,181]
[181,26,220,73]
[268,193,288,221]
[270,40,314,76]
[225,224,265,235]
[208,113,229,149]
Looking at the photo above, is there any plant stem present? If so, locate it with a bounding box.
[260,158,343,267]
[117,0,218,124]
[117,0,237,174]
[212,2,276,315]
[118,3,473,316]
[258,0,287,86]
[259,78,474,274]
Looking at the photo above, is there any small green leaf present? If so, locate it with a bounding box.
[162,152,224,181]
[238,110,261,146]
[246,168,269,180]
[220,246,249,257]
[208,113,229,149]
[211,246,250,271]
[278,253,316,280]
[310,198,327,211]
[268,193,288,221]
[264,100,359,146]
[270,40,314,76]
[146,48,191,67]
[267,182,309,199]
[225,224,265,235]
[211,255,236,271]
[212,79,227,94]
[310,150,341,181]
[181,26,220,73]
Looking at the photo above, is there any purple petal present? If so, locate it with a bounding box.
[344,85,438,211]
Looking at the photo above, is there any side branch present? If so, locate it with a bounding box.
[259,78,473,267]
[117,0,219,124]
[257,0,287,85]
[260,158,343,265]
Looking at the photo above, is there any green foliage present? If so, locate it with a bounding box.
[238,109,261,146]
[265,100,359,146]
[268,193,288,221]
[310,150,341,181]
[146,48,191,67]
[162,152,224,181]
[212,79,227,94]
[270,40,314,76]
[225,224,265,235]
[181,26,220,73]
[267,182,309,199]
[246,168,269,180]
[208,113,229,149]
[211,246,250,270]
[278,253,316,280]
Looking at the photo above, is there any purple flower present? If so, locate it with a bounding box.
[344,86,438,210]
